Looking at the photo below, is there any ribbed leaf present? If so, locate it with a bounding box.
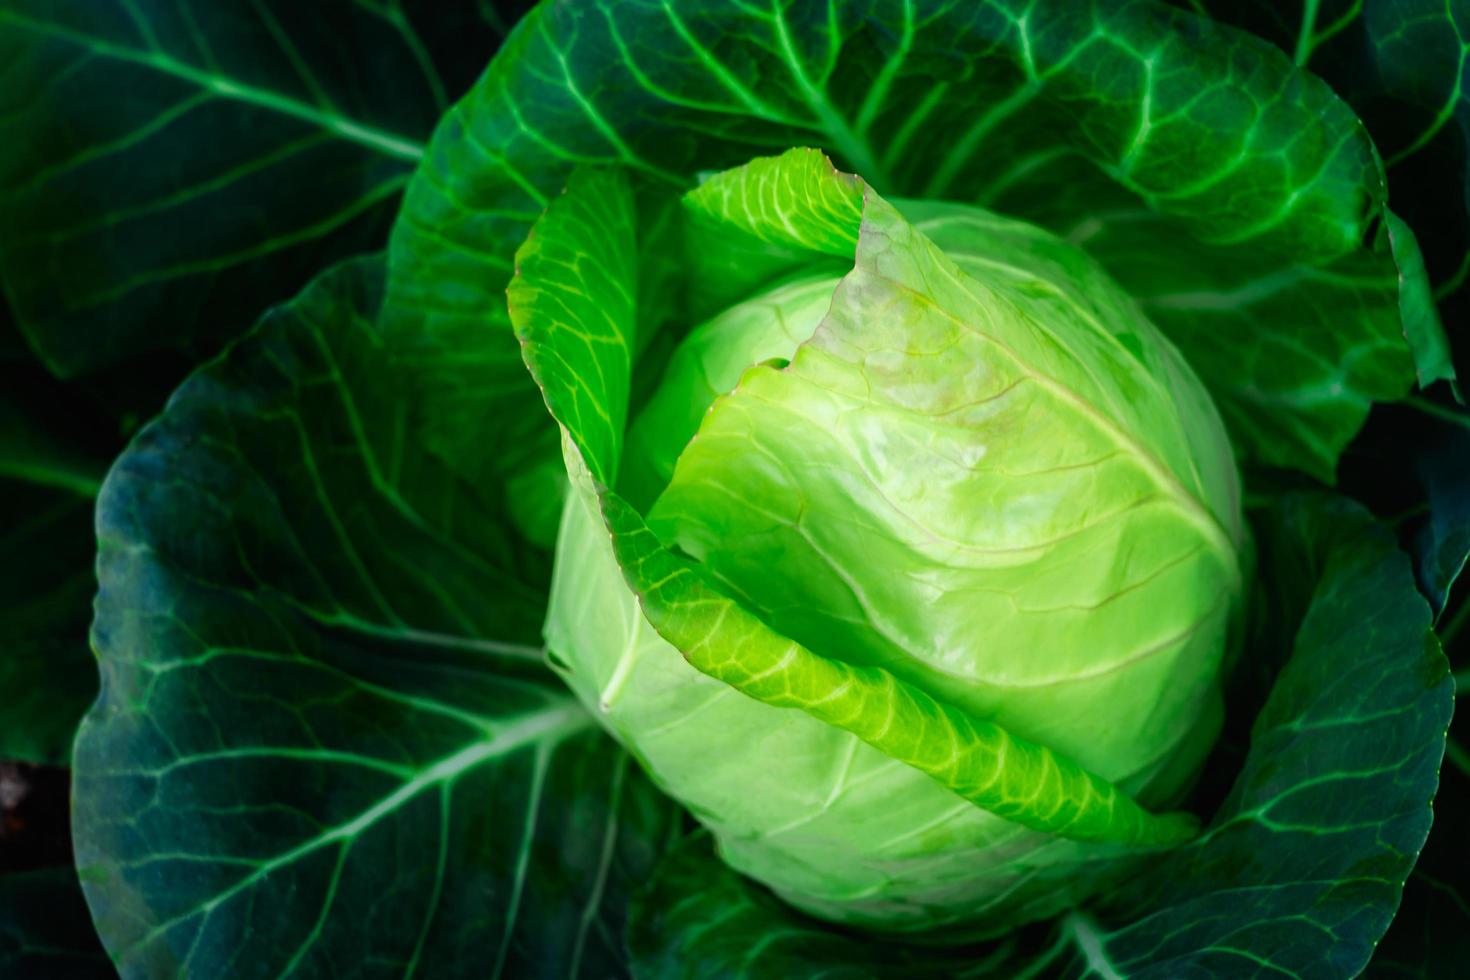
[70,258,676,978]
[1183,0,1467,382]
[0,0,529,376]
[387,0,1430,483]
[1080,494,1450,978]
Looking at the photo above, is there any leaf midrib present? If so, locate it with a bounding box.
[113,699,593,963]
[0,10,424,163]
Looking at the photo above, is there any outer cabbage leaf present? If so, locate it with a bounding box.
[625,494,1452,979]
[1085,493,1449,977]
[0,0,530,377]
[69,258,677,978]
[0,0,536,756]
[1369,734,1470,977]
[0,4,539,769]
[386,0,1430,485]
[1181,0,1468,382]
[1333,403,1470,972]
[1384,211,1456,389]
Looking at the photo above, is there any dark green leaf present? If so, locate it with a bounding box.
[1366,751,1470,977]
[0,2,537,768]
[0,0,529,377]
[1182,0,1469,379]
[385,0,1422,484]
[1081,493,1451,977]
[1282,397,1470,974]
[71,258,676,978]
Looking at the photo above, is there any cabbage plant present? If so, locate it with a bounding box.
[0,1,1465,977]
[532,150,1247,934]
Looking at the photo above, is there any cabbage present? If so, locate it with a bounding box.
[532,150,1246,934]
[29,2,1457,975]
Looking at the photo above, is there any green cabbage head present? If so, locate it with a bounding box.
[517,148,1248,936]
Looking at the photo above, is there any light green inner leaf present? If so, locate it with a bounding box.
[647,167,1244,794]
[509,167,638,487]
[513,149,1221,850]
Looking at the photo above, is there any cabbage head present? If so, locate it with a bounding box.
[518,149,1248,935]
[41,2,1460,975]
